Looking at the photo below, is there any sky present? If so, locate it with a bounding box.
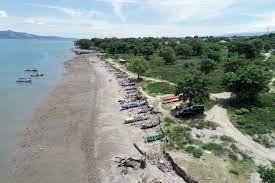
[0,0,274,38]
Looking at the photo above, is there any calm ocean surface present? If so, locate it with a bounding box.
[0,39,74,179]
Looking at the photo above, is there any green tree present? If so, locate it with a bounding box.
[160,47,176,64]
[132,57,149,79]
[222,65,270,102]
[176,72,209,106]
[176,44,192,58]
[228,41,259,59]
[199,58,216,74]
[74,39,91,49]
[264,41,272,51]
[190,39,205,56]
[258,165,275,183]
[224,57,247,73]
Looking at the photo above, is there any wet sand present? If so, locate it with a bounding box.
[10,54,99,183]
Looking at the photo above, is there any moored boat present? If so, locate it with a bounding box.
[16,77,32,83]
[24,68,38,72]
[30,72,44,77]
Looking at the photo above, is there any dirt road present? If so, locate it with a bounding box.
[206,93,275,163]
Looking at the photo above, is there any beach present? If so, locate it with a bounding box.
[9,54,183,183]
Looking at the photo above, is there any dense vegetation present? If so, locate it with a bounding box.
[75,34,275,146]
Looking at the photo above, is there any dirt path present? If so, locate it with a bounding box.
[206,93,275,163]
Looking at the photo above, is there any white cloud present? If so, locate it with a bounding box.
[137,0,238,22]
[0,10,8,18]
[97,0,136,22]
[25,3,105,19]
[26,3,82,17]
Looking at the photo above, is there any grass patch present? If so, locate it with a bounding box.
[228,159,257,179]
[201,142,226,157]
[201,98,216,111]
[142,82,176,95]
[228,93,275,148]
[178,153,256,183]
[187,119,218,130]
[185,146,203,158]
[164,118,192,150]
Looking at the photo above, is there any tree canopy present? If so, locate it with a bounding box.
[223,57,247,73]
[74,39,91,50]
[258,165,275,183]
[176,72,209,106]
[199,58,216,74]
[131,57,149,78]
[160,47,176,65]
[222,65,270,102]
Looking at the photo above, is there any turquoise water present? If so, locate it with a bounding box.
[0,39,74,179]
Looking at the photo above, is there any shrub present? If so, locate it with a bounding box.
[185,146,203,158]
[201,142,225,157]
[189,120,218,130]
[220,135,236,142]
[258,165,275,183]
[229,169,239,175]
[235,108,250,115]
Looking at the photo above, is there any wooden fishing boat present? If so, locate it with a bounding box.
[16,77,32,83]
[31,72,44,77]
[124,115,149,124]
[145,133,165,143]
[24,68,38,72]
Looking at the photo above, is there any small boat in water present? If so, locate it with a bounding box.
[16,77,32,83]
[31,72,44,77]
[24,68,38,72]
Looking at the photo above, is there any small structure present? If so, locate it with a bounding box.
[118,59,128,66]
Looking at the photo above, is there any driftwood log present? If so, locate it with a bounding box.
[114,156,146,175]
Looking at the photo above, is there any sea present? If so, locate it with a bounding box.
[0,39,74,180]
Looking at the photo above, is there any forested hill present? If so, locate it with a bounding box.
[0,30,73,40]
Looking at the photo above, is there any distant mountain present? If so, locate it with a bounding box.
[0,30,74,40]
[222,31,275,37]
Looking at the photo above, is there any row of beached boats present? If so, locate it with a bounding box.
[104,61,165,143]
[16,68,44,83]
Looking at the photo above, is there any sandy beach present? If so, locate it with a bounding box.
[9,54,184,183]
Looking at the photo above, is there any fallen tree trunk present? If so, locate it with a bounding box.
[134,143,146,156]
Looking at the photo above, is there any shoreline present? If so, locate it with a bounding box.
[10,54,99,183]
[9,53,186,183]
